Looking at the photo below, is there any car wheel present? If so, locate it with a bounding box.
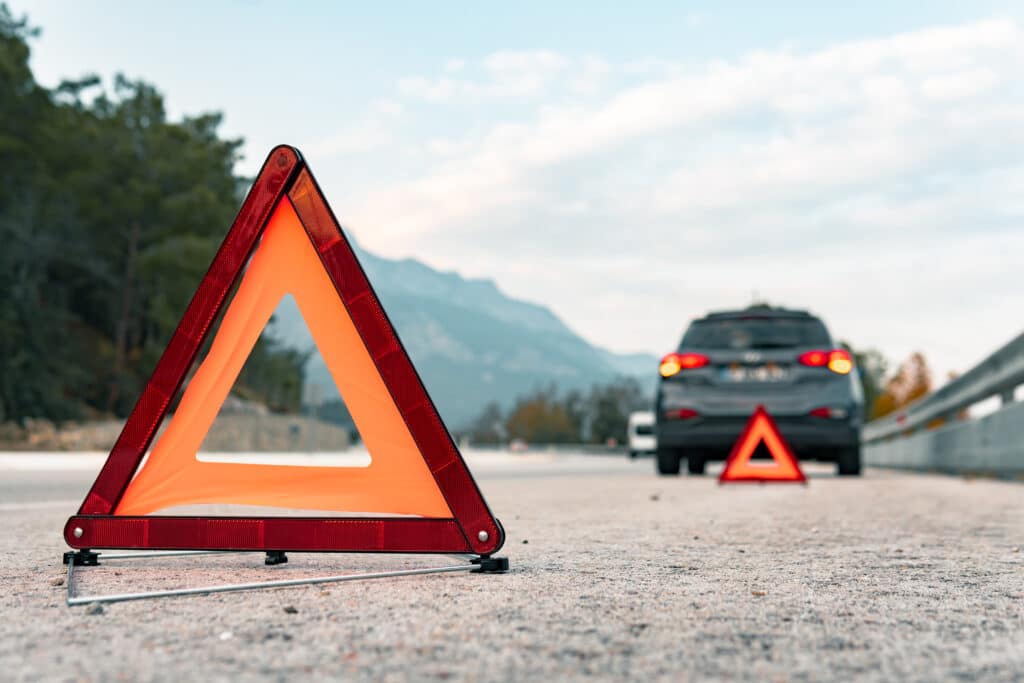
[628,450,638,459]
[686,454,706,475]
[656,447,681,475]
[837,446,861,476]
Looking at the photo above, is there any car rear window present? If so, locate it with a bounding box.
[681,317,830,350]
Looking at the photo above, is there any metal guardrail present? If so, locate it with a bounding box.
[863,329,1024,476]
[863,330,1024,444]
[864,400,1024,475]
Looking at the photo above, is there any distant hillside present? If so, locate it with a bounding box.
[268,241,657,427]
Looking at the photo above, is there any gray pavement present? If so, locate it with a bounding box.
[1,451,1022,682]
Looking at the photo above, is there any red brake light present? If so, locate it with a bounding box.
[659,352,710,377]
[679,353,709,369]
[665,408,700,420]
[798,349,853,375]
[810,406,850,419]
[798,350,828,367]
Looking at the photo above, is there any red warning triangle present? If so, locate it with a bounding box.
[719,406,806,484]
[65,145,504,556]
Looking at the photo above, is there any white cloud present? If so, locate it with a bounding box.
[326,18,1024,383]
[483,49,568,74]
[373,98,404,117]
[568,55,611,95]
[443,58,466,73]
[309,119,393,157]
[398,49,573,102]
[920,68,999,101]
[363,20,1023,236]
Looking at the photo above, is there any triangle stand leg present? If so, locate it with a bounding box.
[64,551,508,606]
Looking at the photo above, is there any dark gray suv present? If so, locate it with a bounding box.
[655,306,863,476]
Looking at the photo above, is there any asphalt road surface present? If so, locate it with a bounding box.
[2,451,1022,682]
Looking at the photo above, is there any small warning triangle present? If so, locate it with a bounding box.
[719,406,806,484]
[65,145,504,556]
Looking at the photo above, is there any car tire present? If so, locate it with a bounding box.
[837,446,861,476]
[686,454,706,475]
[628,450,638,459]
[656,447,681,475]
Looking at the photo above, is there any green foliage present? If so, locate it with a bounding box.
[505,385,577,444]
[852,347,888,421]
[0,6,305,421]
[464,378,651,445]
[840,341,889,421]
[236,337,310,414]
[585,377,648,445]
[464,401,505,444]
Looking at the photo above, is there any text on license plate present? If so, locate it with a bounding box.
[722,364,789,382]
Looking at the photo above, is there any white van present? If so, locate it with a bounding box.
[627,411,656,459]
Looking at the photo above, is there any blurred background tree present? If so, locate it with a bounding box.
[464,401,505,444]
[585,377,647,445]
[463,377,650,446]
[839,342,888,422]
[504,385,576,444]
[871,351,933,419]
[0,5,305,422]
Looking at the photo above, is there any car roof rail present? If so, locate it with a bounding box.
[703,306,814,320]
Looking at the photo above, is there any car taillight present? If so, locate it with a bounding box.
[826,349,853,375]
[798,350,828,367]
[810,406,850,419]
[798,349,853,375]
[665,408,700,420]
[659,352,709,377]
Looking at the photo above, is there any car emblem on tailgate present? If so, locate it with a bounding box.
[742,351,762,363]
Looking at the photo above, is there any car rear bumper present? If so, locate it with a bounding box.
[628,438,657,452]
[656,415,858,458]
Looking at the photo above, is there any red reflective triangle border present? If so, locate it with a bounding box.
[65,145,504,556]
[718,405,807,484]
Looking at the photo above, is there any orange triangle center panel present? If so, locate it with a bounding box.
[718,406,806,483]
[65,146,503,556]
[119,199,449,518]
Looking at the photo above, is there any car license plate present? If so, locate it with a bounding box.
[722,364,788,382]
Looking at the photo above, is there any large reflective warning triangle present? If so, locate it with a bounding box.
[719,406,807,484]
[65,145,504,556]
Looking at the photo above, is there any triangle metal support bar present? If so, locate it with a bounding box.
[65,551,506,606]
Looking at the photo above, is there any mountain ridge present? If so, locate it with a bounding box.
[268,241,657,427]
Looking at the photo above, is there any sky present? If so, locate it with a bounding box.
[23,1,1024,385]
